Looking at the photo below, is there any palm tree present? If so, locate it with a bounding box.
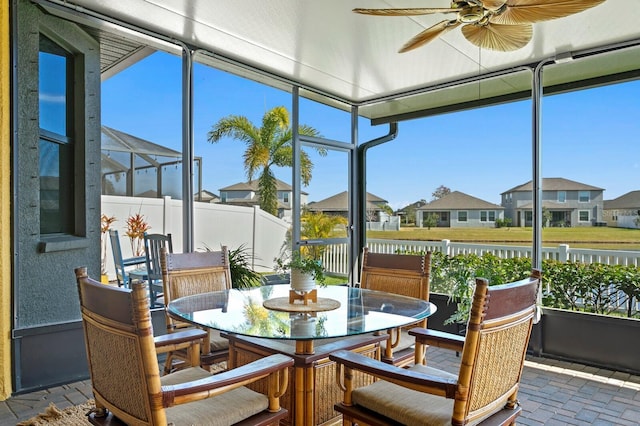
[207,106,325,216]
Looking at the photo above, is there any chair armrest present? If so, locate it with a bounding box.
[123,255,146,267]
[154,329,208,349]
[153,328,209,354]
[329,350,457,398]
[408,328,465,352]
[162,354,294,405]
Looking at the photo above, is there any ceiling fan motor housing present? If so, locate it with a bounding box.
[459,6,485,23]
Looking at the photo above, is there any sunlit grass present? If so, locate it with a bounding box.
[367,226,640,250]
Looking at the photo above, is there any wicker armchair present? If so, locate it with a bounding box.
[330,269,541,426]
[75,267,292,426]
[358,248,431,366]
[160,247,233,373]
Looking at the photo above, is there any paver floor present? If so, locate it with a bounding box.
[2,347,639,425]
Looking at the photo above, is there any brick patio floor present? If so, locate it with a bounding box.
[2,347,639,425]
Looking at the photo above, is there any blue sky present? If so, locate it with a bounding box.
[102,51,639,210]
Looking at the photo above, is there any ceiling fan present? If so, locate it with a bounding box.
[353,0,606,52]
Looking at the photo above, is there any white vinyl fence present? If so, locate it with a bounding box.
[321,239,640,313]
[101,195,289,279]
[321,239,640,276]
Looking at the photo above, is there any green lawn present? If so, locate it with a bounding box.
[367,226,640,251]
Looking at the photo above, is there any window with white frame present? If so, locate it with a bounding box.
[579,210,590,222]
[457,211,468,222]
[480,211,496,222]
[557,191,566,203]
[579,191,590,202]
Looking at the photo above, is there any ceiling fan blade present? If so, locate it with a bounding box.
[399,20,461,53]
[490,0,605,25]
[461,22,532,51]
[482,0,507,9]
[353,8,459,17]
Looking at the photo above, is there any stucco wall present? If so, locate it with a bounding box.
[15,2,102,328]
[7,1,104,393]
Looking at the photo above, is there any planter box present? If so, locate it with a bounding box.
[428,293,462,335]
[429,296,640,375]
[540,308,640,375]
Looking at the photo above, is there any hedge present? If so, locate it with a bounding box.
[399,250,640,320]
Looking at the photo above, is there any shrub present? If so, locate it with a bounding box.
[384,251,640,322]
[542,260,640,317]
[495,218,512,228]
[423,213,438,229]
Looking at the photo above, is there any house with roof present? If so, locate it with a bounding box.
[195,190,220,203]
[219,179,307,219]
[395,200,428,225]
[306,191,387,219]
[416,191,504,228]
[501,178,604,227]
[307,191,398,230]
[603,190,640,229]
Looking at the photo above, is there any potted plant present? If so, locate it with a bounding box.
[203,243,262,288]
[275,250,326,293]
[100,214,117,283]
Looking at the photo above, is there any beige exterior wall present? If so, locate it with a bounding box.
[0,0,13,399]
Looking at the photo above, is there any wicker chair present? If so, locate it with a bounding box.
[330,269,541,426]
[75,267,292,426]
[160,247,233,374]
[358,248,431,366]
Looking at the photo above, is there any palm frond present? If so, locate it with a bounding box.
[207,115,258,144]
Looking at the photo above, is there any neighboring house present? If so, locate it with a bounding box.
[416,191,504,228]
[396,200,428,224]
[603,190,640,229]
[307,191,388,220]
[219,179,307,219]
[195,189,220,203]
[501,178,604,227]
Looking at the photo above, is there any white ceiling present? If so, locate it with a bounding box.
[46,0,640,122]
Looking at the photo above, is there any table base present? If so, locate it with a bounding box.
[226,334,387,426]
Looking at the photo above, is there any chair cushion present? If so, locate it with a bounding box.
[162,367,269,425]
[209,329,229,352]
[352,364,457,426]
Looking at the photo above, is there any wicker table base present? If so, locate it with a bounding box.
[226,333,387,426]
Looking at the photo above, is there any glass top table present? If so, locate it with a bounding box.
[167,284,436,341]
[168,285,436,426]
